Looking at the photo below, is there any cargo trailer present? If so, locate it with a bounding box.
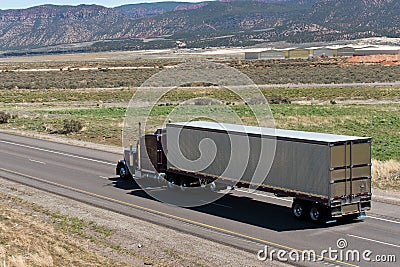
[117,121,372,223]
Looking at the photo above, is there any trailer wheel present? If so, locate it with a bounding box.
[199,178,208,190]
[292,200,307,220]
[167,177,178,190]
[209,182,217,192]
[157,173,166,184]
[309,203,325,223]
[180,180,190,192]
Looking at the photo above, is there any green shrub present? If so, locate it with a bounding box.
[62,119,83,134]
[0,111,11,124]
[269,95,291,104]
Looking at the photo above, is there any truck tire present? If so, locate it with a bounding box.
[292,200,307,220]
[309,203,325,223]
[167,177,178,190]
[209,182,217,192]
[180,180,190,192]
[157,173,167,184]
[119,165,129,180]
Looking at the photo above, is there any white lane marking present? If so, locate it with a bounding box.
[130,186,165,191]
[0,140,115,166]
[367,215,400,225]
[200,200,232,209]
[212,203,232,208]
[347,234,400,248]
[29,159,46,165]
[146,187,165,192]
[235,188,292,202]
[99,176,109,179]
[144,186,168,192]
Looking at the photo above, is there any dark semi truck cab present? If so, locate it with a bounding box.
[116,121,372,223]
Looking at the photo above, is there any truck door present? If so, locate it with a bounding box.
[330,140,371,200]
[139,134,159,173]
[330,142,351,199]
[350,141,371,196]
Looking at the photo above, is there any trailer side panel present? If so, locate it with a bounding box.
[166,123,331,197]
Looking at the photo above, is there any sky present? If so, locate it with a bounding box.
[0,0,204,10]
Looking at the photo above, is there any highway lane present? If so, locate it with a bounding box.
[0,132,399,267]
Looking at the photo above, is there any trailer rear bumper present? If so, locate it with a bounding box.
[330,195,371,218]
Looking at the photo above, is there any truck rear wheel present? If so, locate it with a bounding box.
[292,200,307,220]
[309,203,325,223]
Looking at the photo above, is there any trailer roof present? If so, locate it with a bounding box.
[168,121,370,144]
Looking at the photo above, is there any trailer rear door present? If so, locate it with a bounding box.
[330,140,371,199]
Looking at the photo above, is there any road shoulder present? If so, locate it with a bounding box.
[372,188,400,205]
[0,177,286,267]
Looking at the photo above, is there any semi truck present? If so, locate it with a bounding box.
[116,121,372,223]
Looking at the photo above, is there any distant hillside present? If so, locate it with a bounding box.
[0,5,135,50]
[114,0,286,20]
[126,0,399,45]
[0,0,398,51]
[114,2,199,19]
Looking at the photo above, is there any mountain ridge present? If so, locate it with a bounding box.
[0,0,398,51]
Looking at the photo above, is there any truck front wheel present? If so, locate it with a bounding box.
[119,165,129,179]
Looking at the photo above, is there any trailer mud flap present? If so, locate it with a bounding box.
[342,203,359,214]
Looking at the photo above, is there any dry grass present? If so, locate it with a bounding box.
[274,115,333,128]
[0,193,128,267]
[372,160,400,191]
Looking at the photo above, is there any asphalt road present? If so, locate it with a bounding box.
[0,132,399,267]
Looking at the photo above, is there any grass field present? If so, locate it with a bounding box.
[2,103,398,162]
[0,58,398,191]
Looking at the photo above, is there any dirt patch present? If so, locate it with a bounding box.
[346,54,400,65]
[292,99,400,105]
